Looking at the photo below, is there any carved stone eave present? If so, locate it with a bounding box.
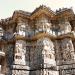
[13,32,75,41]
[14,32,57,41]
[12,9,55,21]
[0,6,75,26]
[0,12,30,27]
[32,32,75,40]
[12,11,30,22]
[0,18,16,31]
[56,8,74,16]
[57,32,75,40]
[14,35,31,41]
[14,14,30,22]
[0,17,13,24]
[30,9,55,20]
[56,9,74,21]
[31,32,57,40]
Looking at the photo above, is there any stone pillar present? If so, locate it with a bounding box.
[30,37,58,75]
[55,40,63,65]
[55,38,75,65]
[12,40,30,75]
[58,38,75,75]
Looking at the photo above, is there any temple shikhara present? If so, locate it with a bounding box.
[1,5,75,75]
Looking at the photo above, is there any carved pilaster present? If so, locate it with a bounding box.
[14,40,26,65]
[35,38,56,68]
[61,38,74,61]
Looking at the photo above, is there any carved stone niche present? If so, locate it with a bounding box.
[37,38,56,66]
[35,15,52,33]
[16,18,30,37]
[61,38,74,61]
[59,21,72,34]
[16,23,26,36]
[14,40,26,65]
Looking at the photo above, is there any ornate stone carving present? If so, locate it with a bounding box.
[35,16,52,33]
[59,21,72,34]
[61,38,74,61]
[36,38,56,67]
[1,5,75,75]
[14,40,26,65]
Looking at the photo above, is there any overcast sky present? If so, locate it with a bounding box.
[0,0,75,19]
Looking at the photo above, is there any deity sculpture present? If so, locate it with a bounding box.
[14,40,26,65]
[61,38,74,60]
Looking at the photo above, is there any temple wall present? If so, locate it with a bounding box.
[0,6,75,75]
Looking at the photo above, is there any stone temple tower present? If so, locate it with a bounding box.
[0,5,75,75]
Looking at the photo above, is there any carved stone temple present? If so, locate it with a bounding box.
[1,5,75,75]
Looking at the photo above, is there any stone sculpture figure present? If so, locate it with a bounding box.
[59,21,72,34]
[61,38,74,61]
[14,40,26,65]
